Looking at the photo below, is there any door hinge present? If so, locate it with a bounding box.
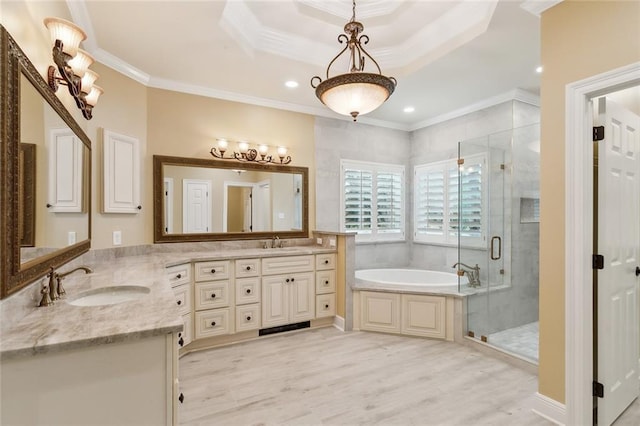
[165,191,168,196]
[592,254,604,270]
[165,227,168,232]
[457,158,464,166]
[593,126,605,141]
[593,381,604,398]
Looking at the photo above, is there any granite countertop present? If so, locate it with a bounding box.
[0,245,336,360]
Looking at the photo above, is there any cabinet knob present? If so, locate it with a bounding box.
[46,203,52,208]
[324,260,329,264]
[325,280,329,285]
[325,304,329,309]
[137,205,142,210]
[636,266,640,276]
[246,316,251,321]
[211,293,216,299]
[178,337,184,347]
[179,393,184,404]
[176,273,182,279]
[177,300,182,306]
[246,266,251,271]
[246,288,251,294]
[286,278,290,283]
[211,321,216,327]
[210,268,216,274]
[291,277,295,282]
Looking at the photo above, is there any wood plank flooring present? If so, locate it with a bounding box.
[179,327,554,425]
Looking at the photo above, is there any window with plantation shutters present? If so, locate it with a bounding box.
[414,154,486,247]
[341,160,405,242]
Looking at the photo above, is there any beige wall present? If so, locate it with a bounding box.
[539,0,640,403]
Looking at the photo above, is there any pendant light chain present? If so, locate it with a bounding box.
[351,0,356,22]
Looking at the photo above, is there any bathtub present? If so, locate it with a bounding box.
[354,268,466,294]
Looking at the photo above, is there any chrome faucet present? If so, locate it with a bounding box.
[452,262,481,288]
[38,265,93,306]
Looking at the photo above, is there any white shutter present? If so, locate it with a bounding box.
[344,169,373,233]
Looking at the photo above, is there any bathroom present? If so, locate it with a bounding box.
[2,1,639,425]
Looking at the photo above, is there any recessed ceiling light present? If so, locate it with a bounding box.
[285,80,299,88]
[536,66,543,74]
[403,106,415,113]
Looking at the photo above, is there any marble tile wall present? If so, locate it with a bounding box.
[314,117,412,270]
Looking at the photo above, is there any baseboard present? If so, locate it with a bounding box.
[531,392,566,425]
[333,315,345,331]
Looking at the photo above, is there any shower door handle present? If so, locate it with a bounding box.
[490,236,502,260]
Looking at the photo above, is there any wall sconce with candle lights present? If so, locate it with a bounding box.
[210,139,291,165]
[43,17,103,120]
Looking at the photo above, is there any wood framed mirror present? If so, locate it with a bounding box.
[0,25,92,299]
[153,155,309,242]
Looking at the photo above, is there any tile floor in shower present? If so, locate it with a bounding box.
[488,321,539,362]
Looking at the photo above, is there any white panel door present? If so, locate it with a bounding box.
[596,97,640,426]
[183,179,211,233]
[48,128,83,212]
[103,130,140,213]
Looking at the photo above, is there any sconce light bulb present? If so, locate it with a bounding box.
[217,139,228,150]
[238,141,250,153]
[84,85,103,106]
[67,48,94,78]
[258,144,269,155]
[43,17,87,58]
[277,147,288,157]
[80,69,99,94]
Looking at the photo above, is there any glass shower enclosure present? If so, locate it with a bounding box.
[458,123,540,362]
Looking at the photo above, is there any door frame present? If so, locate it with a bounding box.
[565,61,640,425]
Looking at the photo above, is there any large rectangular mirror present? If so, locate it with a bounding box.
[1,26,92,298]
[153,155,308,242]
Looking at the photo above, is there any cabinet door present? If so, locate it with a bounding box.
[360,291,401,333]
[261,276,288,328]
[172,283,191,316]
[289,272,315,323]
[102,129,140,213]
[401,294,446,339]
[47,128,84,212]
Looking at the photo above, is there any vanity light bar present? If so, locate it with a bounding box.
[210,139,292,165]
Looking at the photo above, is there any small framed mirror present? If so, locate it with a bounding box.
[153,155,308,242]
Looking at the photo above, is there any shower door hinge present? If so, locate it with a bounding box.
[593,381,604,398]
[500,164,505,170]
[592,254,604,270]
[593,126,605,141]
[457,158,464,166]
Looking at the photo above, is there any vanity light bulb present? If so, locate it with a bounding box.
[217,139,228,150]
[84,85,103,106]
[43,17,87,58]
[258,145,269,155]
[80,69,99,94]
[67,49,94,78]
[277,147,288,157]
[238,141,250,153]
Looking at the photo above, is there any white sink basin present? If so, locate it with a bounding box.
[67,285,150,307]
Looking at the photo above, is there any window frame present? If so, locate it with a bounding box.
[340,159,406,243]
[413,153,487,248]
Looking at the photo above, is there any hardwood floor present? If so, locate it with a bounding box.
[179,327,554,425]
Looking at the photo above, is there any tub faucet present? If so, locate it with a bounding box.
[452,262,481,288]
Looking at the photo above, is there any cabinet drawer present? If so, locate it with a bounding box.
[194,260,230,282]
[235,304,261,332]
[315,253,336,271]
[261,255,314,276]
[235,277,261,305]
[235,258,260,278]
[316,270,336,294]
[316,293,336,318]
[194,308,233,339]
[194,281,231,311]
[178,312,192,348]
[172,283,192,316]
[166,263,191,287]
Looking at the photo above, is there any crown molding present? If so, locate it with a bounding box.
[296,0,405,20]
[520,0,564,17]
[66,0,97,51]
[408,88,540,132]
[93,48,151,85]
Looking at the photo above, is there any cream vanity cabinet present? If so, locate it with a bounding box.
[315,253,337,318]
[261,255,316,328]
[234,258,261,332]
[193,260,234,338]
[166,263,193,347]
[1,333,180,425]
